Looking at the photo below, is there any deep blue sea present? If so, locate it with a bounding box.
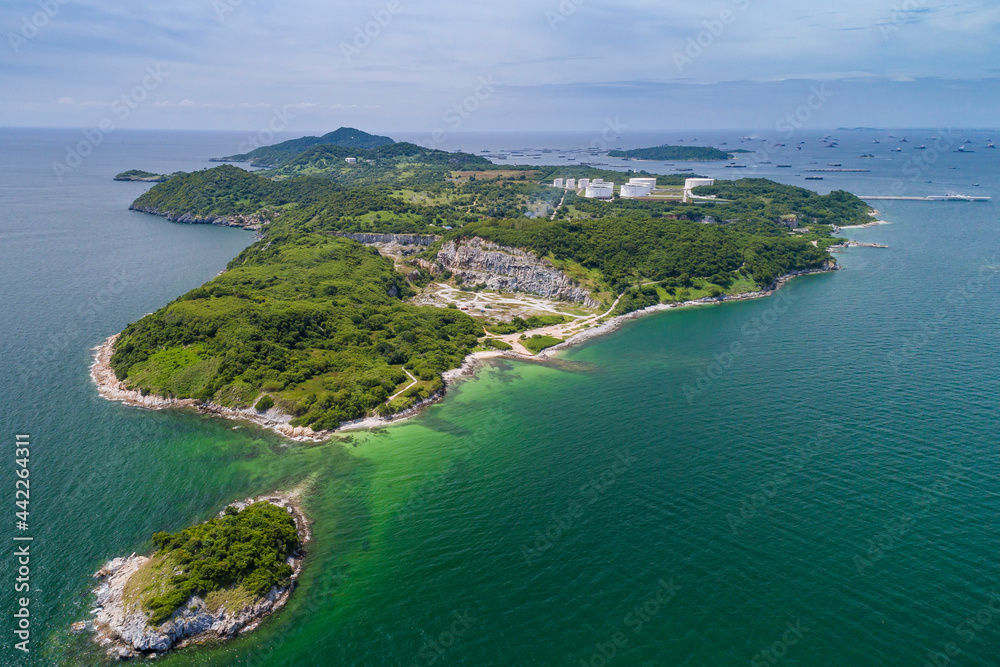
[1,128,998,666]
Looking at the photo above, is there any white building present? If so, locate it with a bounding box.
[578,178,591,190]
[553,178,564,188]
[345,157,357,164]
[565,178,576,189]
[585,179,614,199]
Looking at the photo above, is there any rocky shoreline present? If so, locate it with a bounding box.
[92,265,838,442]
[128,205,270,232]
[80,492,311,660]
[91,336,330,442]
[91,334,498,442]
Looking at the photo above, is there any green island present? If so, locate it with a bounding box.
[607,145,752,161]
[114,170,172,183]
[214,127,396,167]
[89,497,308,658]
[103,128,872,436]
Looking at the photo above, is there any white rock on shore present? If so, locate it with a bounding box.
[91,335,328,442]
[88,495,309,660]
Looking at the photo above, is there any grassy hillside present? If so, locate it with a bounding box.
[110,235,480,430]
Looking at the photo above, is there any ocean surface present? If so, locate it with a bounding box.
[1,128,998,666]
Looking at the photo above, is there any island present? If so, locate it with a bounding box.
[114,170,171,183]
[607,145,752,161]
[212,126,396,168]
[84,494,309,660]
[92,128,876,442]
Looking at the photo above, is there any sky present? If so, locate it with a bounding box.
[2,0,999,133]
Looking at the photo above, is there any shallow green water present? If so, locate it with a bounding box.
[2,130,999,666]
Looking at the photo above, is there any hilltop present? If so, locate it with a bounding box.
[215,127,396,167]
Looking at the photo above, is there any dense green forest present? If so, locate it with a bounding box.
[112,131,873,431]
[130,166,343,219]
[607,145,750,161]
[218,127,395,167]
[689,179,871,227]
[443,216,830,292]
[142,502,300,624]
[110,235,480,430]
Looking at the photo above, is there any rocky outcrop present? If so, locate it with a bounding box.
[335,232,439,246]
[335,233,441,257]
[129,205,270,231]
[88,495,309,660]
[436,237,600,307]
[413,258,442,275]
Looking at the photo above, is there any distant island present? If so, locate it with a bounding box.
[607,145,752,161]
[114,170,171,183]
[85,494,309,660]
[213,127,396,168]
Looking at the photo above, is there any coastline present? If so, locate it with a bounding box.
[91,265,836,441]
[128,205,270,232]
[538,265,836,358]
[838,220,892,229]
[91,335,506,442]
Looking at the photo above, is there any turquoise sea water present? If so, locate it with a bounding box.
[1,129,998,666]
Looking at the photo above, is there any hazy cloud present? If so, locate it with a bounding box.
[1,0,998,130]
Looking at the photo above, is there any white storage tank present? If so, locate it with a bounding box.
[684,178,715,190]
[553,178,564,188]
[565,178,576,189]
[628,177,658,190]
[620,183,653,198]
[585,181,614,199]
